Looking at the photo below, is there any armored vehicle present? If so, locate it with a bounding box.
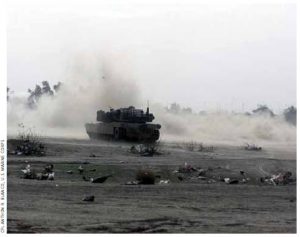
[85,106,161,142]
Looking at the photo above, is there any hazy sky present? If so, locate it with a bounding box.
[7,0,296,113]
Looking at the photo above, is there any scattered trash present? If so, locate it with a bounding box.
[21,164,54,181]
[67,170,73,174]
[82,195,95,202]
[263,171,295,185]
[198,169,206,176]
[21,164,36,179]
[207,179,216,184]
[90,174,112,183]
[224,178,239,184]
[159,179,170,184]
[36,173,46,180]
[125,181,140,185]
[78,165,84,174]
[47,172,55,180]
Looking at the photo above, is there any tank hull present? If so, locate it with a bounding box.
[85,122,160,142]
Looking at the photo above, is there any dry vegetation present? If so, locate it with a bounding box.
[8,124,46,156]
[180,141,214,152]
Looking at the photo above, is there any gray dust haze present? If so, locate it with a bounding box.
[7,53,296,145]
[7,1,296,145]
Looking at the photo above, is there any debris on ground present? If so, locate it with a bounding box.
[47,172,55,180]
[241,178,250,183]
[208,178,217,183]
[125,181,140,185]
[21,164,54,181]
[263,171,295,186]
[21,165,36,179]
[90,174,112,183]
[125,170,158,185]
[82,195,95,202]
[36,172,52,180]
[244,143,262,151]
[89,153,96,157]
[78,165,84,174]
[67,170,73,174]
[174,162,198,173]
[89,168,97,172]
[198,169,206,176]
[37,164,55,180]
[44,164,53,173]
[136,169,155,184]
[224,178,239,184]
[159,179,170,184]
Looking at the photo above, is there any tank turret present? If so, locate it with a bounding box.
[97,106,154,123]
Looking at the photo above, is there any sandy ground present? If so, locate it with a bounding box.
[7,138,296,233]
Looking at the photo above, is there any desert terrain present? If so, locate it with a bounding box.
[7,138,296,233]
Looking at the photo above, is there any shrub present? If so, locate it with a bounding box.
[16,124,46,156]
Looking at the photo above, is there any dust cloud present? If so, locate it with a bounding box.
[7,53,141,138]
[7,53,296,145]
[152,105,296,145]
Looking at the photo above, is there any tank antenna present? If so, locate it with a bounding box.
[146,100,149,115]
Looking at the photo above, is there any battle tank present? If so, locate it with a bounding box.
[85,106,161,142]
